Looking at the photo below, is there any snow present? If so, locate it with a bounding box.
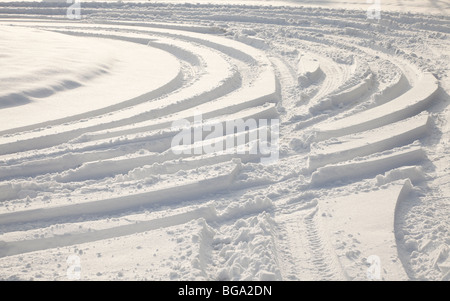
[308,111,431,170]
[314,72,439,140]
[0,26,181,132]
[318,179,412,280]
[0,0,449,281]
[310,143,427,186]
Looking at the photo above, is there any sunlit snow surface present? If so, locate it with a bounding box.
[0,1,449,281]
[0,26,180,130]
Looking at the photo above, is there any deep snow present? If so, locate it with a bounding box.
[0,0,449,281]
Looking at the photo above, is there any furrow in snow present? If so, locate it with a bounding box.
[308,112,431,170]
[311,144,427,186]
[0,161,241,226]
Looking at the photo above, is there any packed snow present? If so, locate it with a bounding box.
[0,0,449,281]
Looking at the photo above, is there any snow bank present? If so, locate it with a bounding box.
[308,112,431,170]
[297,54,323,87]
[319,180,412,280]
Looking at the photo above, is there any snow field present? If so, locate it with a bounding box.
[0,2,449,280]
